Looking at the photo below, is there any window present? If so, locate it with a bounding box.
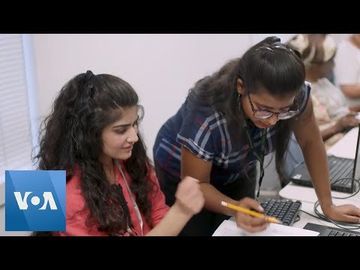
[0,34,36,189]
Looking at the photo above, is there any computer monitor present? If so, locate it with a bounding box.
[353,125,360,186]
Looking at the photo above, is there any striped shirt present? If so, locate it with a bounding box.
[153,98,278,188]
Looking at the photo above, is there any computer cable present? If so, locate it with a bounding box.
[329,177,360,200]
[264,152,274,169]
[293,214,301,224]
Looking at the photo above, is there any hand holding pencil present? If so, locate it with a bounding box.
[220,198,279,233]
[221,201,281,224]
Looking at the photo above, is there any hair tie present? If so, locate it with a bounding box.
[85,70,94,80]
[84,70,95,97]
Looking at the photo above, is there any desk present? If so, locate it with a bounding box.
[280,126,360,230]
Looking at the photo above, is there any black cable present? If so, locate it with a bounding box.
[300,209,324,220]
[264,152,274,169]
[243,118,267,199]
[294,214,301,223]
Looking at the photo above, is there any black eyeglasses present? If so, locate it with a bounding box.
[247,81,311,120]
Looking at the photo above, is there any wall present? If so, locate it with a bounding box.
[32,34,255,160]
[331,34,350,44]
[32,34,302,160]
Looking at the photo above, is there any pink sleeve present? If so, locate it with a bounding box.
[57,176,105,236]
[148,167,170,226]
[58,206,97,236]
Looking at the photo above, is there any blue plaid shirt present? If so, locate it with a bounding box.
[153,98,278,188]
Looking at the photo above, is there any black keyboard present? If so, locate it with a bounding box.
[260,199,302,226]
[303,222,360,236]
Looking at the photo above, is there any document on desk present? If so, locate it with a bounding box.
[213,220,319,236]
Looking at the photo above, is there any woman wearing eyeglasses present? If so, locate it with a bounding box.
[153,36,360,236]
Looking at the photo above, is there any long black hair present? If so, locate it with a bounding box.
[34,71,153,235]
[187,36,305,181]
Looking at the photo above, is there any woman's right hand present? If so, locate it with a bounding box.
[234,197,268,233]
[335,113,360,132]
[174,176,205,216]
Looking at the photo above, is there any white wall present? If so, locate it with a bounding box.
[331,34,350,44]
[32,34,255,160]
[24,33,356,162]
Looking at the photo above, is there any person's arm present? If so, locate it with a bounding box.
[320,125,343,142]
[320,114,359,141]
[293,98,360,223]
[146,203,195,236]
[181,146,234,215]
[340,84,360,99]
[146,176,204,236]
[349,104,360,112]
[180,146,267,233]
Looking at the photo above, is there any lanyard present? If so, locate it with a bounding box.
[244,121,267,198]
[115,160,144,236]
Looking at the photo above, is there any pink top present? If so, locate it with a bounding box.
[57,162,169,236]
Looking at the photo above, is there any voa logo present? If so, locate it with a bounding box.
[14,191,58,210]
[5,170,66,231]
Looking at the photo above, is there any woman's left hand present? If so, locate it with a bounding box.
[323,204,360,223]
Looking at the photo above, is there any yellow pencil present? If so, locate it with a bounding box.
[221,201,281,224]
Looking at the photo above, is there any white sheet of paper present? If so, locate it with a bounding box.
[212,219,319,236]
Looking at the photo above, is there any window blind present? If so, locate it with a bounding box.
[0,34,33,183]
